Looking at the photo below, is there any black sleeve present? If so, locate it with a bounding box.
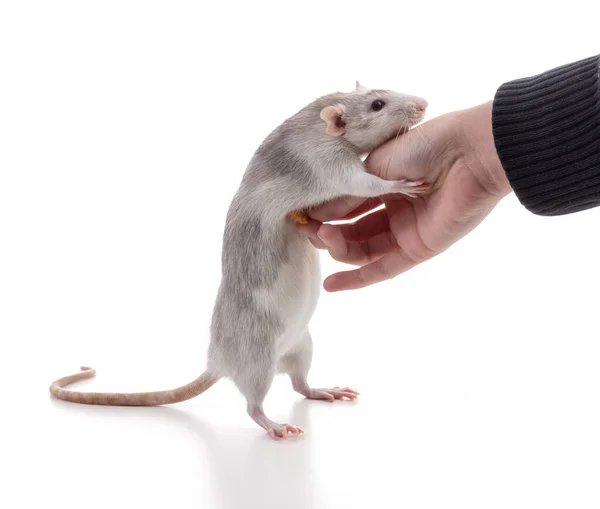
[491,54,600,216]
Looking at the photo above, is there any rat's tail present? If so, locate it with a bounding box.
[49,366,219,406]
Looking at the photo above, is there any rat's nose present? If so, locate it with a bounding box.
[417,100,428,111]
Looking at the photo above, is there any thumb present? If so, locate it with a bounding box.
[365,126,430,182]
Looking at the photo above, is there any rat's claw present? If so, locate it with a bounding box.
[391,179,431,198]
[407,181,430,192]
[404,183,431,198]
[335,386,360,395]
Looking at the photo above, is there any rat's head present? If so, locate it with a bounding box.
[319,81,427,152]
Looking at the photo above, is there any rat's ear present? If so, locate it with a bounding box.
[355,80,368,92]
[320,105,346,137]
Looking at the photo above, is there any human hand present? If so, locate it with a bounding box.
[299,101,513,291]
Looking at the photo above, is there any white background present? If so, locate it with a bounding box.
[1,1,599,508]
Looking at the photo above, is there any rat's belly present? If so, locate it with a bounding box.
[252,234,321,354]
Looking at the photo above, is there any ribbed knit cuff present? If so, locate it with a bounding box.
[492,55,600,216]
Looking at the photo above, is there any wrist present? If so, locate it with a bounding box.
[461,101,512,199]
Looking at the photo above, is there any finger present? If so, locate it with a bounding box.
[296,210,389,251]
[299,208,390,257]
[365,126,427,181]
[296,219,327,249]
[308,196,381,223]
[338,208,390,242]
[323,249,418,291]
[337,197,383,221]
[317,224,397,266]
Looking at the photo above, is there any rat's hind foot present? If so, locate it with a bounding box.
[248,405,304,440]
[291,376,359,402]
[267,424,304,440]
[304,387,360,402]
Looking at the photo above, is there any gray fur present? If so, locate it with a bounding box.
[221,211,288,288]
[257,142,314,191]
[208,281,281,385]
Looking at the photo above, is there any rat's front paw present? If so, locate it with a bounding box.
[389,179,430,198]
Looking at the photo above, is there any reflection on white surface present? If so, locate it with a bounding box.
[47,396,318,509]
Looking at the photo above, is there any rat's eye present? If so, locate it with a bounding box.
[371,99,385,111]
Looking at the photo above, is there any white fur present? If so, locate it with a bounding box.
[253,227,321,359]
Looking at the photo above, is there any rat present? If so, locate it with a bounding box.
[50,81,429,439]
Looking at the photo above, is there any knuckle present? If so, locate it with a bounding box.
[375,259,394,281]
[401,238,436,264]
[356,268,366,287]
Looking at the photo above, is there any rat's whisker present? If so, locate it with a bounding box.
[389,126,403,165]
[415,124,433,153]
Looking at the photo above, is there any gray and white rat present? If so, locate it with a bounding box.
[50,81,429,439]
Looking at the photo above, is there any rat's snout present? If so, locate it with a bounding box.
[411,98,428,124]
